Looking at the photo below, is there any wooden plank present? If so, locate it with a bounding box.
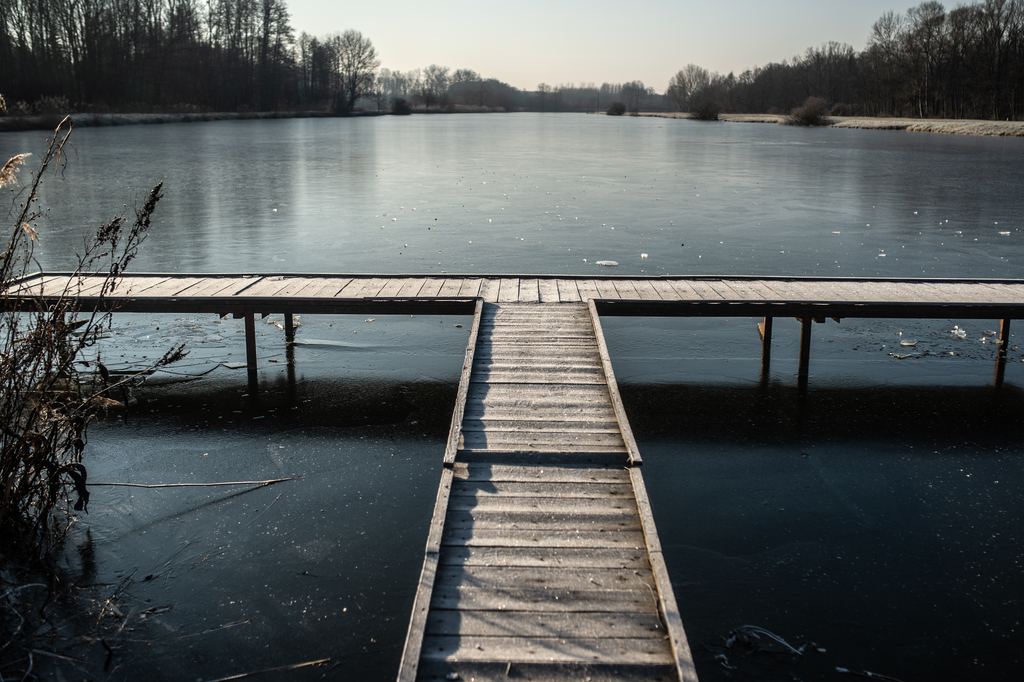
[426,467,456,554]
[612,279,641,299]
[427,584,655,610]
[721,279,769,300]
[463,407,619,422]
[374,278,406,297]
[419,635,670,664]
[460,419,620,434]
[459,278,483,298]
[664,279,702,300]
[396,278,428,297]
[451,480,632,498]
[538,279,560,302]
[498,278,521,302]
[589,300,642,466]
[928,281,1015,303]
[553,279,581,302]
[459,443,627,454]
[433,566,653,591]
[459,431,626,449]
[788,279,861,301]
[479,278,501,302]
[346,278,389,296]
[704,279,741,300]
[397,553,438,682]
[437,278,464,297]
[869,280,929,302]
[453,463,628,483]
[444,299,483,467]
[630,280,663,300]
[680,280,724,300]
[465,383,618,406]
[756,279,813,301]
[593,279,620,299]
[425,610,667,639]
[231,276,289,297]
[296,277,351,298]
[471,366,605,378]
[575,279,601,301]
[648,279,681,300]
[630,468,698,682]
[984,282,1024,302]
[519,279,540,303]
[437,546,649,569]
[445,506,639,524]
[419,278,445,297]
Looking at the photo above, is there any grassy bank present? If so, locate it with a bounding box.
[643,111,1024,137]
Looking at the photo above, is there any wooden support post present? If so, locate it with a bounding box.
[244,310,257,386]
[798,316,812,390]
[758,316,773,377]
[994,318,1011,389]
[284,312,294,341]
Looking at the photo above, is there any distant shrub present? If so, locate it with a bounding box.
[689,98,720,121]
[606,102,626,116]
[830,102,853,116]
[786,96,830,126]
[391,98,412,115]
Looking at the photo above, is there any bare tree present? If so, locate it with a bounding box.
[621,80,645,114]
[332,29,380,114]
[537,82,551,111]
[667,64,711,111]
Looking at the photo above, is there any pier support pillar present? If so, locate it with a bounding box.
[994,318,1011,389]
[285,312,295,342]
[244,310,258,387]
[758,317,773,380]
[798,317,812,391]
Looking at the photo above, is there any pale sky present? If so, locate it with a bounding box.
[286,0,912,92]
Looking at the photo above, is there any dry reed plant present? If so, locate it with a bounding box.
[0,117,184,564]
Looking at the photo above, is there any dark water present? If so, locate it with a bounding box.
[3,116,1022,680]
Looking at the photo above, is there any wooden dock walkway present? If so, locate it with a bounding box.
[398,302,695,681]
[7,272,1024,388]
[8,271,1024,679]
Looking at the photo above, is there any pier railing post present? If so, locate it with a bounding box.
[994,318,1011,389]
[284,312,294,341]
[758,316,773,380]
[244,310,257,386]
[798,317,812,390]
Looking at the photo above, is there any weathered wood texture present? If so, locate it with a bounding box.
[415,461,685,680]
[401,303,696,682]
[461,303,626,456]
[8,273,1024,319]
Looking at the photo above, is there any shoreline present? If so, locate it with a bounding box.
[643,111,1024,137]
[4,109,1023,137]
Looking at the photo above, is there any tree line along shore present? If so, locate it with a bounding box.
[3,0,1024,123]
[3,109,1024,139]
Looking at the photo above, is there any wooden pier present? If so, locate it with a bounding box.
[7,271,1024,680]
[6,272,1024,388]
[398,301,694,681]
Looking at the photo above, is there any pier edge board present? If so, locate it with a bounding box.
[630,467,699,682]
[445,298,483,467]
[588,299,643,466]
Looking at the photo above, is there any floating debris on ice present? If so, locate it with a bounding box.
[999,231,1010,235]
[900,340,917,347]
[595,261,619,267]
[889,352,913,359]
[982,330,998,336]
[951,326,967,339]
[641,253,648,259]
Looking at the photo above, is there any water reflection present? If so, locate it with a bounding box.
[7,115,1021,277]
